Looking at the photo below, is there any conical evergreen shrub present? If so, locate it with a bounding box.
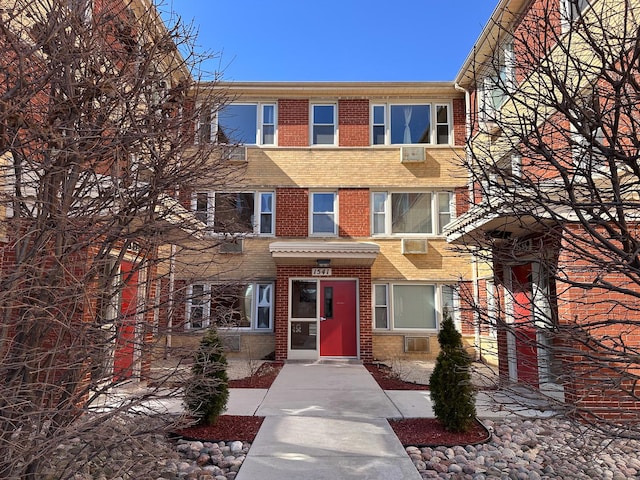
[183,327,229,425]
[429,312,476,432]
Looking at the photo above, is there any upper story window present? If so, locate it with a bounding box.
[310,192,337,236]
[65,0,92,25]
[479,41,514,124]
[192,191,274,235]
[562,0,591,27]
[311,104,336,145]
[372,191,455,236]
[186,282,273,331]
[197,103,277,145]
[371,103,451,145]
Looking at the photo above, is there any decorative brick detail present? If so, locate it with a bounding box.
[452,98,466,146]
[338,99,369,147]
[274,265,373,362]
[276,188,309,237]
[338,188,370,237]
[278,99,309,146]
[455,186,470,216]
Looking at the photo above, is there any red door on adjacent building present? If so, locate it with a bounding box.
[113,262,139,380]
[511,264,539,386]
[319,280,357,357]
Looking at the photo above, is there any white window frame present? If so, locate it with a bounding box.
[186,282,274,331]
[561,0,592,31]
[258,191,275,235]
[260,104,277,145]
[195,103,215,145]
[479,40,514,124]
[370,190,455,237]
[370,102,452,146]
[372,283,459,331]
[186,284,211,329]
[195,102,277,146]
[310,191,338,237]
[374,284,389,330]
[311,103,337,146]
[191,191,275,235]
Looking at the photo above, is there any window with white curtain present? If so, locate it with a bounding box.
[371,102,451,145]
[373,284,458,331]
[371,191,455,236]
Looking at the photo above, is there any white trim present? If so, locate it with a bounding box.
[309,191,338,237]
[310,103,337,146]
[369,101,453,146]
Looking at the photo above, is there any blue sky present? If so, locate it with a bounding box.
[161,1,496,82]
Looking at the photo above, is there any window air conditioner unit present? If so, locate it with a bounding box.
[219,238,244,254]
[224,145,247,162]
[401,238,428,255]
[404,336,430,353]
[400,146,426,163]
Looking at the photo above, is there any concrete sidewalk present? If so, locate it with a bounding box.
[235,362,422,480]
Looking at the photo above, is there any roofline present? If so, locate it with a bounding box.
[195,81,464,98]
[454,0,529,87]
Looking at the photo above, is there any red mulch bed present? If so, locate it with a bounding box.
[365,363,430,390]
[176,361,491,447]
[176,415,264,443]
[390,418,490,447]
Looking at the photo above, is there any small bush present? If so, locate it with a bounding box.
[429,313,476,432]
[183,327,229,426]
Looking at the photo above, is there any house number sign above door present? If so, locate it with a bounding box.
[312,268,332,276]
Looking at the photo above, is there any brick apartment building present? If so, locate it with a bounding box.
[447,0,640,421]
[166,82,474,363]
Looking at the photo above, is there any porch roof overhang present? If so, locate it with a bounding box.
[269,241,380,266]
[445,200,555,245]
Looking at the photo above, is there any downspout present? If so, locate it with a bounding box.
[454,82,482,361]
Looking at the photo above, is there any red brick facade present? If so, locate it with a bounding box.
[338,99,369,147]
[338,188,370,237]
[274,265,373,362]
[278,99,309,147]
[275,188,309,237]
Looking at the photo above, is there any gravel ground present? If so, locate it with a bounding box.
[159,416,640,480]
[409,417,640,480]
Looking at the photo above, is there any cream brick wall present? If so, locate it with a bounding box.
[166,332,275,360]
[372,238,472,281]
[231,147,467,189]
[174,238,276,281]
[372,333,476,361]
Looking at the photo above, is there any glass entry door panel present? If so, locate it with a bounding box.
[290,280,317,351]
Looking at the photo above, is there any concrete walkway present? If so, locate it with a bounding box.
[235,362,423,480]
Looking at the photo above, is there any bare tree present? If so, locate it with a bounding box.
[0,0,242,477]
[451,0,640,438]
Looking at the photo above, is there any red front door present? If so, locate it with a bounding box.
[512,264,539,386]
[319,280,357,357]
[113,262,139,380]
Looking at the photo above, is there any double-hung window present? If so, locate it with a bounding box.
[197,103,277,145]
[374,284,458,331]
[479,41,514,125]
[371,103,451,145]
[562,0,591,28]
[371,191,455,236]
[192,191,274,235]
[187,282,274,330]
[187,284,210,329]
[312,104,336,145]
[310,192,337,236]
